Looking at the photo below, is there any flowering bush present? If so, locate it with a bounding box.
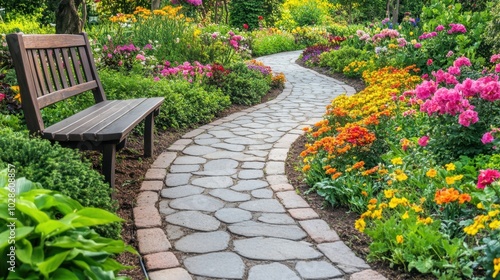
[0,74,22,115]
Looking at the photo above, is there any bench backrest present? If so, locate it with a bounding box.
[6,32,106,133]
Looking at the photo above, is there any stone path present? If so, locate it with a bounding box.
[134,51,387,280]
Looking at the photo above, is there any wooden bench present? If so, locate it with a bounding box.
[6,32,164,189]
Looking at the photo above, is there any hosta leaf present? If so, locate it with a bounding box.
[0,226,34,250]
[37,250,71,278]
[15,200,50,224]
[61,208,123,228]
[35,220,72,237]
[16,238,33,265]
[51,268,80,280]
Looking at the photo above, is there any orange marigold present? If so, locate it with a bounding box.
[435,187,460,205]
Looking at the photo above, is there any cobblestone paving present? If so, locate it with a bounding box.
[135,51,387,280]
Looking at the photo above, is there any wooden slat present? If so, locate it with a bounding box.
[22,34,86,49]
[89,97,164,141]
[53,48,69,88]
[37,81,98,109]
[39,49,55,92]
[69,47,84,84]
[61,48,76,86]
[43,100,122,140]
[26,50,42,97]
[32,50,49,96]
[46,49,62,91]
[78,46,93,82]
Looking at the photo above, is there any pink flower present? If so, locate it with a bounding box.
[0,93,5,102]
[495,64,500,73]
[414,43,422,49]
[421,73,429,80]
[415,80,437,100]
[418,136,429,147]
[478,78,500,101]
[455,78,480,98]
[435,25,445,32]
[446,50,454,57]
[453,56,471,68]
[458,109,479,127]
[427,59,433,66]
[144,44,153,50]
[107,53,113,58]
[490,54,500,63]
[477,169,500,189]
[447,65,461,76]
[153,76,160,82]
[243,24,249,30]
[448,23,467,34]
[135,54,146,61]
[481,132,494,144]
[103,45,108,51]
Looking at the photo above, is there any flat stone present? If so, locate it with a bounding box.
[249,144,274,150]
[350,269,387,280]
[211,142,245,152]
[270,183,294,192]
[238,169,264,179]
[144,252,180,271]
[161,185,204,199]
[182,128,205,138]
[137,228,171,254]
[242,162,265,169]
[183,145,217,156]
[193,169,237,176]
[299,219,340,243]
[251,189,274,198]
[276,191,310,208]
[204,159,239,170]
[288,208,319,220]
[225,137,263,145]
[215,208,253,223]
[165,211,220,231]
[234,237,322,261]
[149,268,191,280]
[258,213,295,225]
[317,242,370,271]
[136,191,158,207]
[265,161,285,175]
[169,194,224,212]
[266,175,289,185]
[145,168,167,180]
[173,156,207,165]
[295,261,343,279]
[228,221,306,240]
[231,180,269,191]
[166,224,185,240]
[184,252,245,279]
[248,263,300,280]
[194,138,221,145]
[169,164,200,173]
[239,199,286,213]
[191,176,233,189]
[158,200,177,215]
[133,206,161,228]
[209,189,251,202]
[140,180,164,191]
[208,130,236,138]
[204,151,244,160]
[268,148,289,161]
[175,231,230,253]
[165,173,192,187]
[151,152,177,169]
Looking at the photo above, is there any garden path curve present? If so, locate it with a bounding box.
[133,50,387,280]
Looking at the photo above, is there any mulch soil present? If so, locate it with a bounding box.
[94,60,432,280]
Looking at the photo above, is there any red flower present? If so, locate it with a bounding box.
[243,23,249,30]
[258,16,264,21]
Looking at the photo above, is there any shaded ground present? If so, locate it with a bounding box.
[100,62,430,279]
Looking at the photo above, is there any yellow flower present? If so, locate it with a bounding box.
[384,189,395,198]
[445,163,455,171]
[193,29,202,37]
[411,205,423,213]
[489,220,500,230]
[488,210,500,217]
[391,157,403,165]
[302,165,310,172]
[355,218,366,232]
[394,169,408,181]
[417,216,433,225]
[493,258,500,278]
[371,209,383,219]
[369,198,377,204]
[409,31,414,36]
[445,176,456,185]
[426,169,437,178]
[361,190,368,197]
[477,202,485,209]
[402,211,409,219]
[396,235,404,244]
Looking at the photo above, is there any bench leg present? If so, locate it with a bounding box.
[102,144,116,189]
[144,113,154,157]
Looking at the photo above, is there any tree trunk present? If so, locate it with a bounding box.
[151,0,161,10]
[56,0,83,34]
[391,0,399,27]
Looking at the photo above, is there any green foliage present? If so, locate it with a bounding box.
[0,128,120,238]
[251,32,298,57]
[0,169,135,279]
[483,2,500,54]
[0,14,54,34]
[289,0,323,26]
[97,0,149,16]
[318,46,367,73]
[220,62,270,105]
[99,70,231,129]
[228,0,267,30]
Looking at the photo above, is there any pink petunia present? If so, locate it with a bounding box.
[453,56,471,68]
[458,109,479,127]
[418,136,429,147]
[477,169,500,189]
[481,132,494,144]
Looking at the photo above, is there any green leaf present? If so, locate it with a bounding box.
[35,220,72,237]
[15,200,50,224]
[0,226,34,250]
[408,257,434,273]
[15,178,41,194]
[61,208,123,228]
[51,268,81,280]
[37,250,71,278]
[16,238,33,265]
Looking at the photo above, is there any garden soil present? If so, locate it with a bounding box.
[93,63,432,280]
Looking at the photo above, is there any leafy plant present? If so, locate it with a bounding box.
[319,46,367,73]
[0,169,136,279]
[219,62,270,105]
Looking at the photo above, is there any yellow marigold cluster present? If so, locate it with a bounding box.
[110,5,185,23]
[464,206,500,235]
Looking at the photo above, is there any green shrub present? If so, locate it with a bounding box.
[318,46,367,73]
[483,2,500,54]
[228,0,267,30]
[0,128,120,238]
[251,32,299,56]
[0,169,135,279]
[99,70,231,129]
[221,62,270,105]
